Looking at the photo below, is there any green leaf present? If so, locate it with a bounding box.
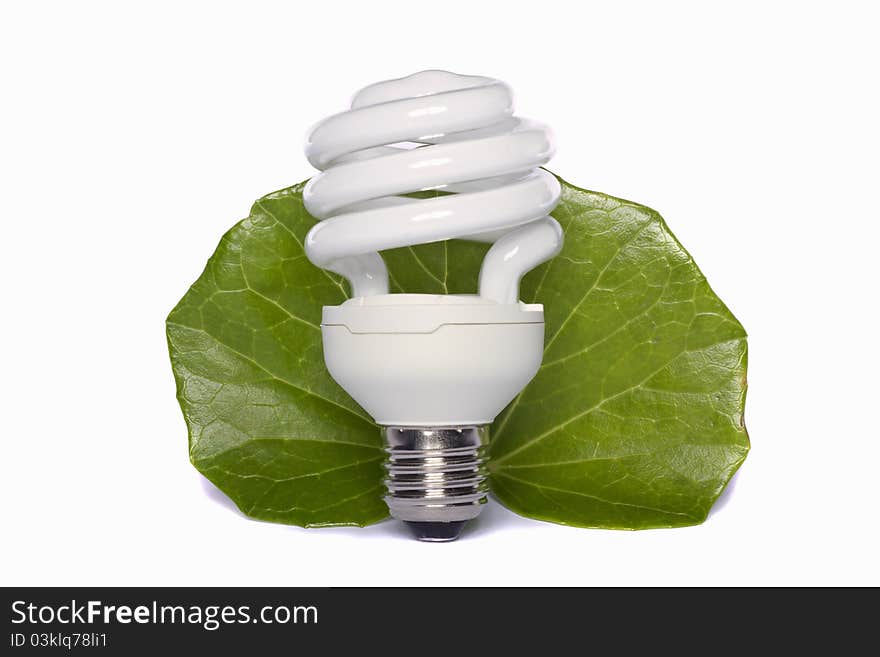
[166,184,387,527]
[166,174,748,529]
[487,177,749,529]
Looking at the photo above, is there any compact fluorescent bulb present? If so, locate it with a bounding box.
[303,70,563,541]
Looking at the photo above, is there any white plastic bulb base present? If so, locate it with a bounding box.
[322,294,544,541]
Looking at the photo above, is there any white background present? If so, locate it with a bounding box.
[2,1,878,586]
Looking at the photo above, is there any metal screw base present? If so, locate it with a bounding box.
[383,426,489,542]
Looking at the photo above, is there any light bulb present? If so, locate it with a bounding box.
[303,70,563,541]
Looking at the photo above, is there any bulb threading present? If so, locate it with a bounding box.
[383,426,489,538]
